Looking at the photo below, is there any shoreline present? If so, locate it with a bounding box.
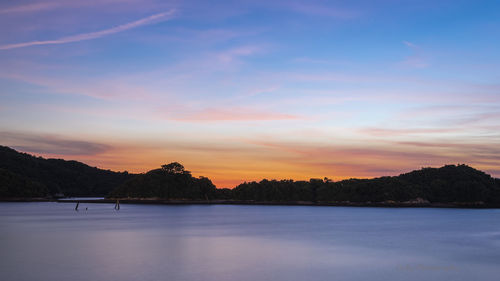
[1,198,498,209]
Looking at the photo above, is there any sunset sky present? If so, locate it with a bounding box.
[1,0,499,187]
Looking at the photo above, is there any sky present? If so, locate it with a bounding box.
[1,0,499,187]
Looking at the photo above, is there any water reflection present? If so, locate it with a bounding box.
[1,203,499,281]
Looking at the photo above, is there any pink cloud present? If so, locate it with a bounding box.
[248,137,500,176]
[172,107,299,122]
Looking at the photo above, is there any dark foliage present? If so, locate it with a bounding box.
[2,145,500,204]
[0,168,48,197]
[0,146,133,197]
[231,165,500,204]
[109,163,217,200]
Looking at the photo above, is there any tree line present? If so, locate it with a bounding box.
[230,165,500,204]
[110,163,500,205]
[2,145,500,204]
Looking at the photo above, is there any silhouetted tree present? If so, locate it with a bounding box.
[161,162,189,174]
[110,164,216,200]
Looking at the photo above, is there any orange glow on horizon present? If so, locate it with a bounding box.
[26,142,499,189]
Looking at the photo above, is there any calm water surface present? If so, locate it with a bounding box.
[1,202,499,281]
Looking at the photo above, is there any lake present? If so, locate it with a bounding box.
[1,202,499,281]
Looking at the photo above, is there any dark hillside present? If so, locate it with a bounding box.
[232,165,500,205]
[0,146,133,197]
[2,145,500,205]
[109,162,217,200]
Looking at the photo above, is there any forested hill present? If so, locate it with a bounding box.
[0,146,133,197]
[110,162,500,206]
[109,162,218,200]
[2,145,500,206]
[231,165,500,205]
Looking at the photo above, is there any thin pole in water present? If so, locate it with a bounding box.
[75,201,79,211]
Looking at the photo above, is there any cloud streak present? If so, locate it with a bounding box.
[0,1,148,14]
[359,127,459,137]
[0,2,59,14]
[172,107,299,122]
[0,131,112,156]
[399,41,429,68]
[0,10,176,50]
[284,2,361,19]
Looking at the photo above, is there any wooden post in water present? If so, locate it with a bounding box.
[114,200,120,210]
[75,201,79,211]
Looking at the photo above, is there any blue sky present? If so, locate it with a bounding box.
[0,0,499,186]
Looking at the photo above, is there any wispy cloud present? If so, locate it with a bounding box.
[171,107,299,122]
[0,71,153,100]
[292,57,351,65]
[217,45,264,63]
[0,131,112,156]
[0,10,176,50]
[399,40,429,68]
[402,41,418,48]
[0,0,150,15]
[359,127,459,137]
[0,2,60,14]
[246,138,500,178]
[285,2,360,19]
